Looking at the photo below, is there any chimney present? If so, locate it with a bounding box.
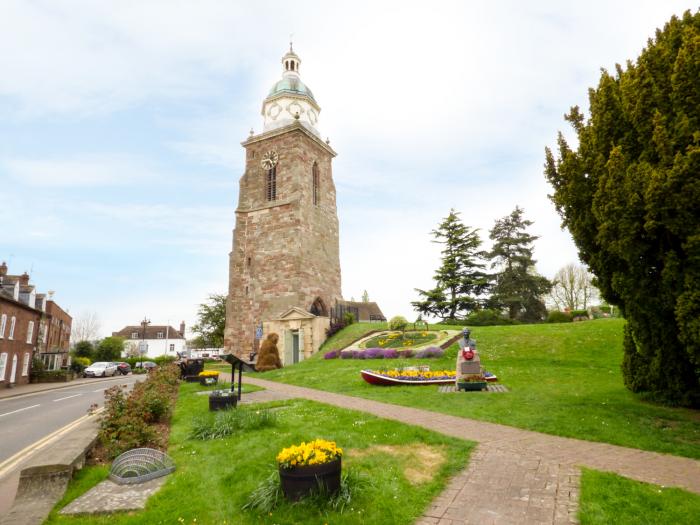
[19,272,30,285]
[0,262,7,277]
[179,321,186,337]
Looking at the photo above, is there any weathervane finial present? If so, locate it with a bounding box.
[289,33,294,52]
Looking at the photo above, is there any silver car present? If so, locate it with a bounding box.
[83,361,118,378]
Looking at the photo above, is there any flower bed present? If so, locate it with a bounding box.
[361,331,437,349]
[327,346,443,360]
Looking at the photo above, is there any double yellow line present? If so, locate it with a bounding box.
[0,407,104,479]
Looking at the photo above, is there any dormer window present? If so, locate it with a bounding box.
[131,332,139,339]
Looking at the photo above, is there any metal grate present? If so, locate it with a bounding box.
[109,448,176,485]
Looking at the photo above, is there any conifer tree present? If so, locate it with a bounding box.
[488,207,551,321]
[412,209,490,320]
[544,11,700,405]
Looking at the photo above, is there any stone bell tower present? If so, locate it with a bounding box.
[224,44,342,358]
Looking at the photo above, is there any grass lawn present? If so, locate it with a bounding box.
[579,468,700,524]
[46,382,473,525]
[261,319,700,459]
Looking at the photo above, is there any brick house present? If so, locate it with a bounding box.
[0,265,42,387]
[38,299,73,371]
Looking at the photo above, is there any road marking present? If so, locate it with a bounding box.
[0,375,139,403]
[0,404,40,418]
[0,407,104,479]
[52,394,82,402]
[93,387,108,392]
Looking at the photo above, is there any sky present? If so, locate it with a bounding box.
[0,0,694,338]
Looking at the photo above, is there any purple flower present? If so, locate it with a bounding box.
[352,350,366,359]
[324,350,339,359]
[398,349,415,358]
[382,349,399,359]
[340,350,353,359]
[364,348,385,359]
[416,346,444,358]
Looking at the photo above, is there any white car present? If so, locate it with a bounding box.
[83,362,118,378]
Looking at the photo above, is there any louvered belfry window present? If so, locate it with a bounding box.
[266,166,277,201]
[312,162,319,206]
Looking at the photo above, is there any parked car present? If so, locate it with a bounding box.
[115,362,131,375]
[134,361,157,371]
[83,362,118,378]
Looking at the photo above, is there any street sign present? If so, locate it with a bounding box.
[255,325,263,340]
[138,341,148,355]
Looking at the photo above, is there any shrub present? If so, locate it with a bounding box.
[397,348,415,358]
[416,347,444,358]
[324,350,339,359]
[339,350,353,359]
[570,309,589,319]
[154,355,177,366]
[364,348,384,359]
[343,311,356,326]
[465,309,519,326]
[547,311,573,323]
[70,356,91,374]
[382,349,399,359]
[326,319,347,339]
[73,340,94,360]
[388,316,408,331]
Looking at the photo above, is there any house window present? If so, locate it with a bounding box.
[266,166,277,201]
[27,321,34,343]
[0,353,7,380]
[312,162,319,206]
[22,353,30,376]
[131,332,139,339]
[169,344,175,352]
[0,314,6,338]
[157,332,164,339]
[8,317,16,340]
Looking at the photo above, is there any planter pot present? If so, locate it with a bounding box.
[279,458,341,501]
[209,395,237,411]
[457,381,487,391]
[199,376,218,386]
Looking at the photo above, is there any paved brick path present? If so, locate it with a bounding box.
[240,376,700,524]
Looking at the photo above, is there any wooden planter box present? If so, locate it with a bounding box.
[209,394,237,411]
[279,458,341,501]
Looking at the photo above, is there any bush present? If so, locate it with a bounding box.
[343,311,356,326]
[154,355,177,366]
[70,356,91,373]
[382,349,399,359]
[547,311,573,323]
[364,348,384,359]
[415,347,445,358]
[73,340,94,360]
[388,316,408,331]
[571,310,589,319]
[94,336,125,361]
[324,350,339,359]
[339,350,353,359]
[397,349,415,358]
[466,309,519,326]
[326,319,347,339]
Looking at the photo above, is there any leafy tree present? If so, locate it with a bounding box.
[488,207,551,321]
[549,263,598,311]
[94,336,124,361]
[544,11,700,406]
[412,209,491,320]
[73,340,94,360]
[192,293,226,348]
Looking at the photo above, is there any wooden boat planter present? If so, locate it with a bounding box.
[361,369,455,386]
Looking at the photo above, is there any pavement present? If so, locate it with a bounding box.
[239,376,700,525]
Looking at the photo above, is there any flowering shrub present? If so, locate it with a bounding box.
[277,439,343,469]
[415,347,444,358]
[198,370,220,377]
[382,349,399,359]
[369,369,456,381]
[324,350,340,359]
[398,349,415,358]
[364,348,384,359]
[340,350,353,359]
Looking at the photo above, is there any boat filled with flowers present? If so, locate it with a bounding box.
[361,368,456,386]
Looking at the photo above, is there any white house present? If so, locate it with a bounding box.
[112,322,187,359]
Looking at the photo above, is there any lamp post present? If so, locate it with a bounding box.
[140,317,150,367]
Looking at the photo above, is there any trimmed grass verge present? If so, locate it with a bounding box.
[260,319,700,459]
[45,381,473,524]
[579,468,700,524]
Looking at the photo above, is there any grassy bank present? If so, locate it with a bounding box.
[261,319,700,458]
[46,382,473,524]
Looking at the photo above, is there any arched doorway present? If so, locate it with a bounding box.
[309,297,328,317]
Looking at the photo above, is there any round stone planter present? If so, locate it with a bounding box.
[279,458,341,501]
[208,394,237,411]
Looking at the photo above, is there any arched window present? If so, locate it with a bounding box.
[312,162,319,206]
[0,314,6,338]
[8,316,15,339]
[266,166,277,201]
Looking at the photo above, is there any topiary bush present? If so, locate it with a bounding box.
[388,316,408,331]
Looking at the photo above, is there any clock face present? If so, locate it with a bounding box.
[260,150,279,170]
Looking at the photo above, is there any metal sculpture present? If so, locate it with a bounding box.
[109,448,175,485]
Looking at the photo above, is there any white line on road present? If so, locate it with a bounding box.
[93,387,108,392]
[52,394,82,402]
[0,404,40,418]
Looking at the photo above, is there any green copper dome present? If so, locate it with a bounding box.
[267,77,316,102]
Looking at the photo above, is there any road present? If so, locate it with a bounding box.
[0,374,142,464]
